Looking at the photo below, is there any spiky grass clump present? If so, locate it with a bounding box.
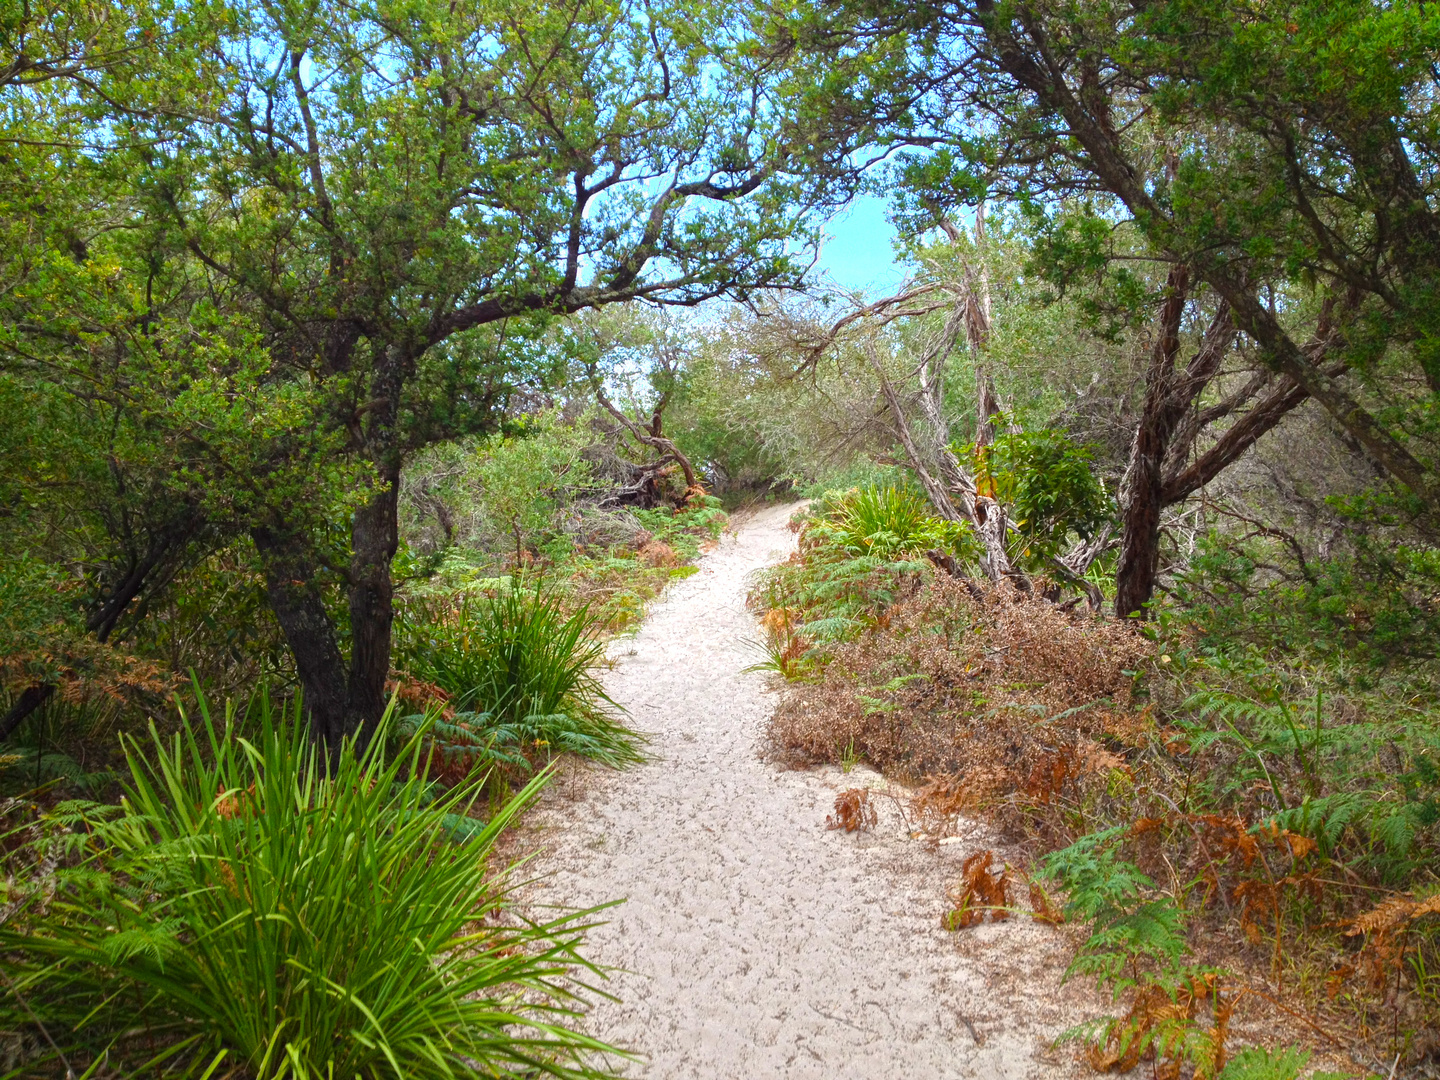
[395,585,644,768]
[818,486,963,559]
[0,692,623,1079]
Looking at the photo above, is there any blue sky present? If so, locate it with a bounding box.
[813,194,909,297]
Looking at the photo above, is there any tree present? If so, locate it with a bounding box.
[0,0,241,735]
[924,0,1438,492]
[746,215,1115,606]
[798,0,1440,613]
[570,307,705,508]
[43,0,883,753]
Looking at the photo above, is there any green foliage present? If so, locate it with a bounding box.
[1148,579,1440,883]
[747,487,968,675]
[1215,1046,1352,1080]
[1172,531,1440,668]
[1042,826,1189,996]
[0,745,117,797]
[473,413,598,560]
[0,691,622,1079]
[811,486,977,561]
[1015,202,1158,339]
[979,427,1113,566]
[394,585,644,768]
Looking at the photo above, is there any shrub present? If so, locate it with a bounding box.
[394,584,644,768]
[980,427,1112,566]
[0,691,622,1079]
[811,485,975,561]
[746,487,978,675]
[767,576,1150,804]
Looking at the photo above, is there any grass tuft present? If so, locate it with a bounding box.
[0,689,626,1079]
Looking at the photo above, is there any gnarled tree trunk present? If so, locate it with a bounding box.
[1115,264,1191,619]
[254,346,409,758]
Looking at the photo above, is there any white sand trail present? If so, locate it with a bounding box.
[520,502,1089,1079]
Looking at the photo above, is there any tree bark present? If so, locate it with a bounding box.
[345,471,400,754]
[249,339,411,758]
[251,525,352,750]
[1115,264,1190,619]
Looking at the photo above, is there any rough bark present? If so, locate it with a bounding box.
[1160,378,1308,505]
[344,472,400,754]
[1115,264,1191,619]
[252,525,352,750]
[250,342,411,757]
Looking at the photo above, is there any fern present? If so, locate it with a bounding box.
[0,747,118,796]
[1041,827,1190,996]
[1215,1045,1334,1080]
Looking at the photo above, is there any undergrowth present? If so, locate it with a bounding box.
[0,690,622,1079]
[751,487,1440,1075]
[746,490,971,676]
[392,585,646,774]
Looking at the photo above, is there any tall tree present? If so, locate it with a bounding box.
[803,0,1440,612]
[75,0,885,752]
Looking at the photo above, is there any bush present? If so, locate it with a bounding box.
[810,485,974,561]
[1171,529,1440,670]
[0,691,622,1079]
[746,487,980,677]
[767,575,1150,803]
[394,584,644,768]
[981,427,1112,566]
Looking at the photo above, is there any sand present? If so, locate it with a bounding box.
[519,502,1095,1079]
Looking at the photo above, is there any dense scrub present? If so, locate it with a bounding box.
[1,409,719,1074]
[756,492,1440,1076]
[6,0,1440,1072]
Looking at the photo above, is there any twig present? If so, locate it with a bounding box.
[1242,986,1347,1048]
[876,788,915,836]
[957,1014,981,1044]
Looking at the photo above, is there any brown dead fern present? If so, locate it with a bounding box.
[826,788,878,833]
[943,849,1011,929]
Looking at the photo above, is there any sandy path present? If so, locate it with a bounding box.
[521,503,1091,1079]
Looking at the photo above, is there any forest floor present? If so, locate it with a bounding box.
[511,503,1102,1079]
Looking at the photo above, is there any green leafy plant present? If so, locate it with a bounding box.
[474,411,598,562]
[1042,826,1189,995]
[978,427,1113,566]
[394,585,644,767]
[0,689,623,1079]
[813,485,976,561]
[1180,683,1440,877]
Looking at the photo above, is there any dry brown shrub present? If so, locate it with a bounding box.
[826,788,877,832]
[768,577,1152,828]
[1344,891,1440,991]
[637,539,680,568]
[386,673,455,719]
[1027,877,1066,926]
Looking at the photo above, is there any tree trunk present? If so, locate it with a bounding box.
[258,345,411,757]
[345,473,400,753]
[1115,264,1189,619]
[252,525,352,750]
[253,480,400,758]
